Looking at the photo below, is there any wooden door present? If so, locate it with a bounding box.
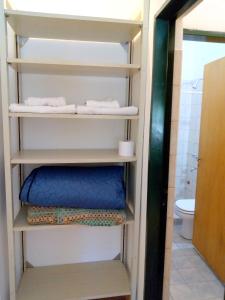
[193,57,225,284]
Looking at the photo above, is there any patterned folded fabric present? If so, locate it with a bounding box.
[27,206,126,226]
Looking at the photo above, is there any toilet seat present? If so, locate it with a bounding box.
[176,199,195,215]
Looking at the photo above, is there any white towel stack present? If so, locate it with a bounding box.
[78,99,138,116]
[9,103,76,114]
[86,99,120,109]
[24,97,66,107]
[77,105,138,115]
[9,97,76,114]
[9,98,138,116]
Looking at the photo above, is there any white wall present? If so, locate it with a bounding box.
[8,0,142,20]
[182,41,225,81]
[0,83,9,300]
[17,38,129,267]
[184,0,225,33]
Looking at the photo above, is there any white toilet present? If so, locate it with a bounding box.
[175,199,195,239]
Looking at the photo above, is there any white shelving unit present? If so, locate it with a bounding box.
[0,1,150,299]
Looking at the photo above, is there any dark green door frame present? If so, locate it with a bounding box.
[144,1,199,300]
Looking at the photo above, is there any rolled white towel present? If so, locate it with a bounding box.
[9,104,76,114]
[77,105,138,116]
[86,99,120,108]
[24,97,66,107]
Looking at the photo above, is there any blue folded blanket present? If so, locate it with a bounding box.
[20,166,125,209]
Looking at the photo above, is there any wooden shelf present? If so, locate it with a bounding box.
[16,260,131,300]
[11,149,137,164]
[8,58,140,77]
[14,206,134,232]
[9,112,139,120]
[5,9,142,43]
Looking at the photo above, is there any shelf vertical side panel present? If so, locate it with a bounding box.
[129,0,151,299]
[135,0,152,299]
[0,1,16,299]
[125,19,141,300]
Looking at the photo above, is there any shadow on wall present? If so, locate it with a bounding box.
[0,83,9,300]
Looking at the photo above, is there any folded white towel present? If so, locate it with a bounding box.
[77,106,138,116]
[9,104,76,114]
[86,100,120,108]
[24,97,66,107]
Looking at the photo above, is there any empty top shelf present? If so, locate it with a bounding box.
[11,149,137,164]
[8,58,140,77]
[16,260,131,300]
[5,9,142,43]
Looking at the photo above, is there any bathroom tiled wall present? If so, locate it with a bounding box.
[175,80,202,201]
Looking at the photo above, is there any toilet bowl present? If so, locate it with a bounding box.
[175,199,195,239]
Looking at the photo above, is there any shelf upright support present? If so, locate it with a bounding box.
[0,1,16,299]
[122,40,132,264]
[16,34,27,273]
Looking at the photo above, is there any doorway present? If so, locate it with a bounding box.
[170,37,225,300]
[145,1,225,300]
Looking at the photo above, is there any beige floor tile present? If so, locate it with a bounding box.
[188,254,208,268]
[170,283,193,300]
[172,243,180,250]
[172,247,195,257]
[173,233,185,243]
[173,255,197,269]
[188,281,224,299]
[169,224,224,300]
[170,269,186,285]
[197,264,220,282]
[179,267,209,284]
[169,293,174,300]
[177,242,193,249]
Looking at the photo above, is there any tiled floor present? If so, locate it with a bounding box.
[170,224,225,300]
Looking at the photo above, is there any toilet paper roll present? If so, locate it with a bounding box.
[119,140,134,157]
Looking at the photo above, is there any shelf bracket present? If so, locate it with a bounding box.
[113,253,121,260]
[18,36,29,48]
[120,41,129,51]
[11,163,18,169]
[26,261,34,269]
